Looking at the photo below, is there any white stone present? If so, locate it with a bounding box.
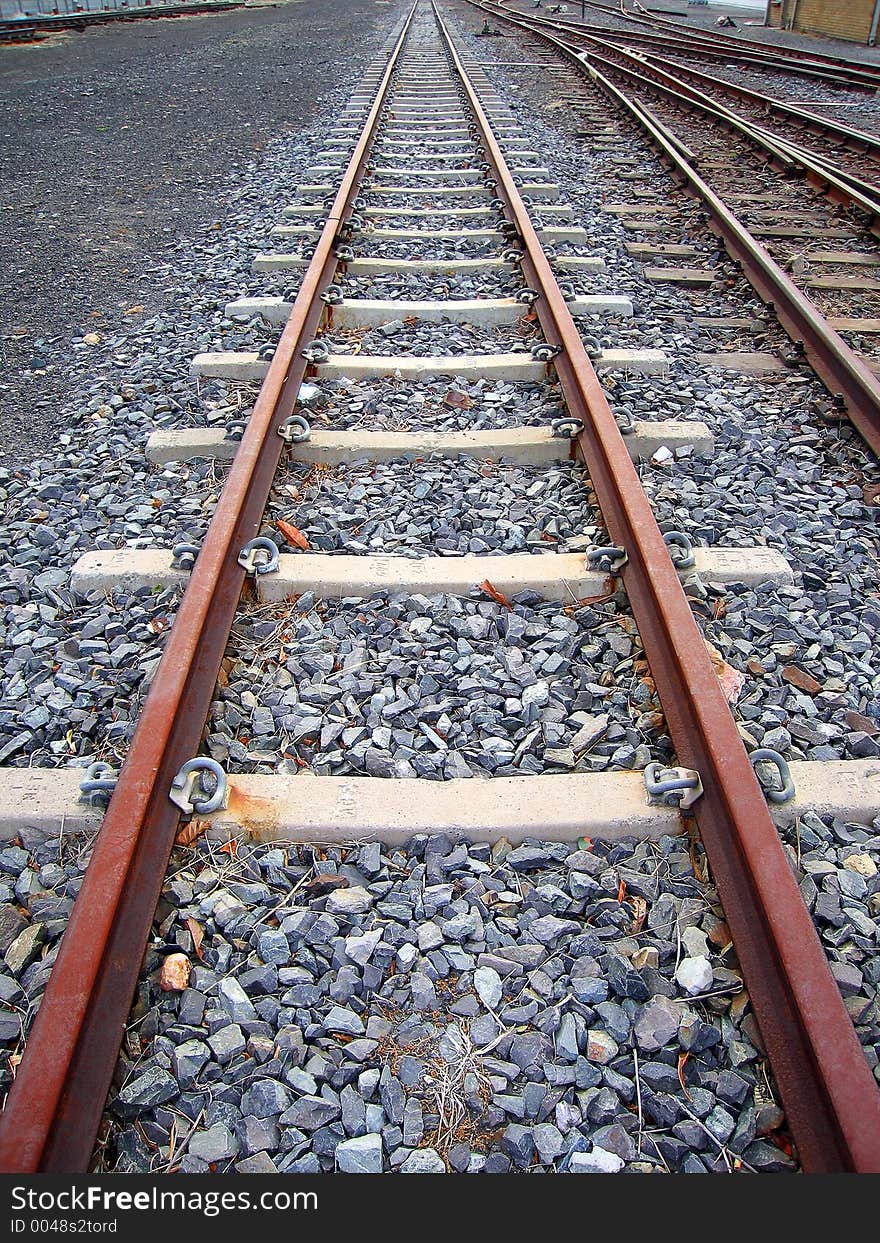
[569,1146,624,1173]
[473,965,503,1010]
[400,1148,446,1173]
[326,885,373,916]
[344,928,383,965]
[675,955,714,996]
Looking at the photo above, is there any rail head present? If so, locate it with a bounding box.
[459,0,880,1172]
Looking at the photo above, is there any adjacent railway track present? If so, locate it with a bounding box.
[539,0,880,92]
[0,2,248,45]
[483,0,880,456]
[0,0,879,1174]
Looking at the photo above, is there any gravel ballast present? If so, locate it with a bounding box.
[0,1,878,1176]
[0,0,407,459]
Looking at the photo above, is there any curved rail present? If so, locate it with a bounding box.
[495,3,880,220]
[534,0,880,90]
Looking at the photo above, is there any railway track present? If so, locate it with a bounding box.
[0,0,879,1174]
[539,0,880,92]
[484,0,880,456]
[0,2,247,45]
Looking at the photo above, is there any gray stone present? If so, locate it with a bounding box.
[172,1039,210,1088]
[189,1123,238,1163]
[257,929,291,965]
[634,996,682,1052]
[336,1133,383,1174]
[473,965,503,1009]
[240,1078,292,1118]
[114,1065,179,1118]
[324,1005,365,1036]
[218,977,257,1023]
[280,1096,342,1131]
[400,1148,446,1173]
[208,1024,246,1064]
[4,924,44,976]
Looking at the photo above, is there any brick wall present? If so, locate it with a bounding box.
[793,0,875,44]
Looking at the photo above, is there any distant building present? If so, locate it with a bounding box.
[767,0,880,45]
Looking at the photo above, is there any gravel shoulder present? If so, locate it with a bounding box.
[0,0,406,461]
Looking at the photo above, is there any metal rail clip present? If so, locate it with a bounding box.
[302,339,330,364]
[238,537,280,576]
[224,418,248,443]
[551,417,584,439]
[172,543,201,571]
[78,762,117,805]
[321,284,344,306]
[645,762,704,810]
[750,748,796,804]
[277,415,312,445]
[587,545,628,574]
[169,757,228,816]
[663,530,696,569]
[615,405,636,435]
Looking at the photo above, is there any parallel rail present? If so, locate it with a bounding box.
[537,0,880,90]
[0,2,246,44]
[1,0,879,1175]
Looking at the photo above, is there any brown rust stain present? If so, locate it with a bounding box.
[224,781,278,841]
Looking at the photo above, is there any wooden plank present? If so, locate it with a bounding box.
[645,266,716,287]
[806,276,880,292]
[626,241,701,257]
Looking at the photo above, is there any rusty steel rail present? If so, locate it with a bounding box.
[531,0,880,90]
[0,3,417,1174]
[477,0,880,459]
[453,1,880,1172]
[625,0,880,82]
[493,3,880,224]
[636,51,880,164]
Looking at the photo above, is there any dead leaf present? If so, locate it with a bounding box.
[444,387,472,410]
[185,917,205,961]
[480,579,512,610]
[276,519,310,550]
[175,819,208,848]
[677,1052,692,1100]
[617,879,627,904]
[629,895,647,935]
[124,305,145,316]
[82,332,101,345]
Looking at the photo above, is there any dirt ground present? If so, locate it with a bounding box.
[0,0,405,458]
